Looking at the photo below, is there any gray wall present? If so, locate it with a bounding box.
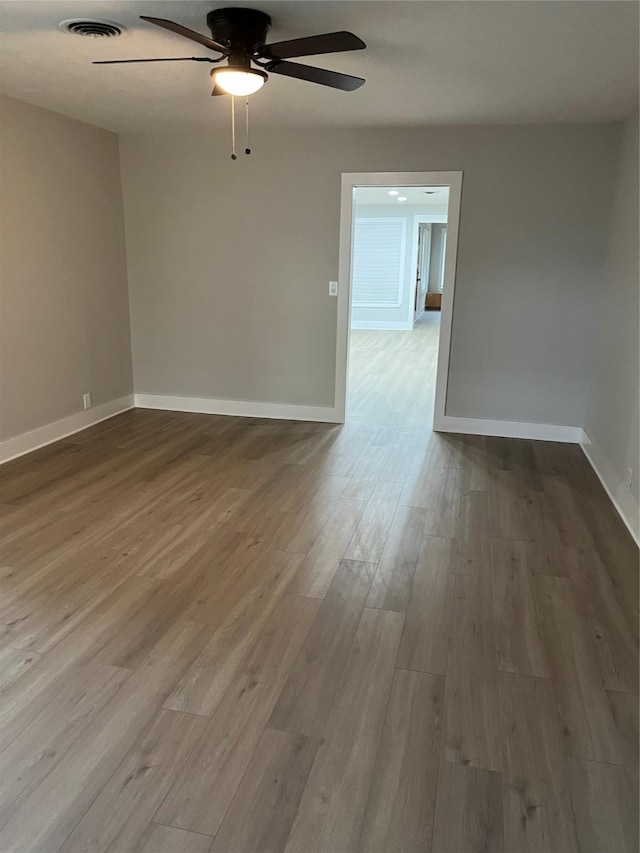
[0,96,133,441]
[120,123,618,425]
[585,114,640,507]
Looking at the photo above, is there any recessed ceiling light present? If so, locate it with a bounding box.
[397,196,407,202]
[388,190,399,196]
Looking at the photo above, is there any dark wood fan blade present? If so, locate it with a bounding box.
[93,57,215,65]
[140,16,228,55]
[260,31,365,60]
[266,60,365,91]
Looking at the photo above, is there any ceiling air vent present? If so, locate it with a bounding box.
[59,19,123,38]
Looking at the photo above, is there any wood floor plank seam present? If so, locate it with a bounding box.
[153,594,322,837]
[57,707,215,853]
[146,820,215,836]
[356,668,444,852]
[350,606,410,851]
[283,607,405,852]
[211,728,320,852]
[47,704,199,852]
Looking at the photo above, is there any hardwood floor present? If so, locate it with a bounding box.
[0,313,637,852]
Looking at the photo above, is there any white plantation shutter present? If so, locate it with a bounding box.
[352,218,406,307]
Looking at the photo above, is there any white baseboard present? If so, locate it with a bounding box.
[435,414,584,444]
[0,395,135,464]
[351,320,413,331]
[580,430,640,545]
[3,392,636,542]
[134,393,342,424]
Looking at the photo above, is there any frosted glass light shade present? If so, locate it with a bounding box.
[213,68,266,96]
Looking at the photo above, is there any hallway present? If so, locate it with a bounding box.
[348,312,440,428]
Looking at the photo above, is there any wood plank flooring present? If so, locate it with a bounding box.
[0,313,638,852]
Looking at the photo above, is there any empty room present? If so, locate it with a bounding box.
[0,2,638,852]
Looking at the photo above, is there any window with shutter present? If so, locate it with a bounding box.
[351,218,406,307]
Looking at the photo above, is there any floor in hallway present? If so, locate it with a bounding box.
[0,310,638,852]
[347,311,440,428]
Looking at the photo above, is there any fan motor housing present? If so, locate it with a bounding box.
[206,8,271,51]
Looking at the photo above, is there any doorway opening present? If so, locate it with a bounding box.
[334,172,462,429]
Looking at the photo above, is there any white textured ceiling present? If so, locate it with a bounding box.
[0,1,637,133]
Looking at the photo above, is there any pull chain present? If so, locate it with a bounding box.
[230,95,237,160]
[245,97,251,155]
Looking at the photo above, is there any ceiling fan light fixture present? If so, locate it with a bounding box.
[95,10,366,158]
[211,66,267,96]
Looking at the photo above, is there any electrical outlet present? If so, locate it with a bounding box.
[329,281,338,296]
[625,467,633,491]
[83,393,92,410]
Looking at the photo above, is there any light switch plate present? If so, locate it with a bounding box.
[329,281,338,296]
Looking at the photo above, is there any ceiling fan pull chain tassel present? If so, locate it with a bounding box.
[245,97,251,155]
[230,94,237,160]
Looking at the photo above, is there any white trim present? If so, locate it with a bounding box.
[0,395,135,464]
[436,414,584,443]
[350,320,413,331]
[580,429,640,544]
[135,393,341,423]
[336,171,463,425]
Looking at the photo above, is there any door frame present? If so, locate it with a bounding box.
[334,170,463,428]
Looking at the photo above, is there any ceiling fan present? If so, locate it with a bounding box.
[93,7,367,97]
